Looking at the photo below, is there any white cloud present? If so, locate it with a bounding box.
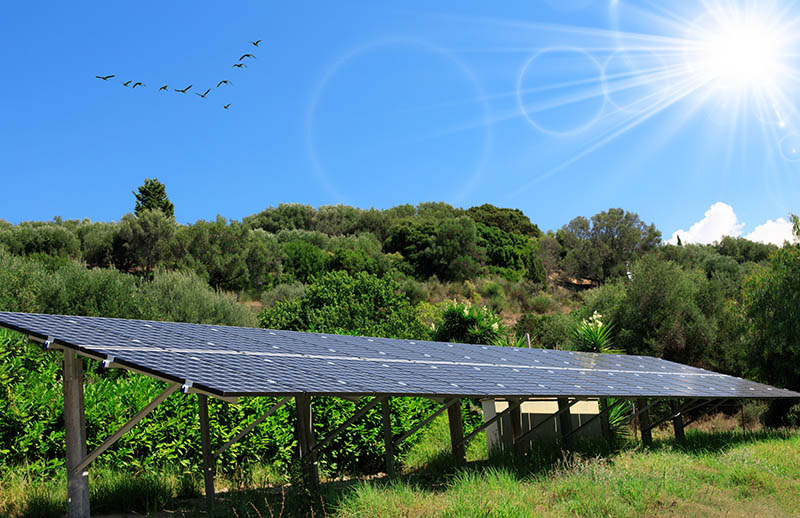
[745,218,795,245]
[667,202,744,245]
[668,202,797,246]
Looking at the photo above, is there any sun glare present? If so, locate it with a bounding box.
[686,8,787,94]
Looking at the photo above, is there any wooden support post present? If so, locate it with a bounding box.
[509,398,524,454]
[64,351,90,518]
[447,399,466,466]
[599,398,612,444]
[295,394,319,486]
[670,400,685,444]
[637,398,652,446]
[197,394,215,510]
[381,397,396,477]
[558,398,574,444]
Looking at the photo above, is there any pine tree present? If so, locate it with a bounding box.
[133,178,174,218]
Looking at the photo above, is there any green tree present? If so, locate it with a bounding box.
[557,208,661,284]
[173,216,282,291]
[383,219,437,277]
[282,239,327,283]
[133,178,174,218]
[114,209,175,273]
[244,204,316,233]
[741,215,800,424]
[584,255,718,363]
[428,217,484,281]
[259,271,426,339]
[466,203,541,237]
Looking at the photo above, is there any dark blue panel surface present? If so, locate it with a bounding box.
[0,311,797,399]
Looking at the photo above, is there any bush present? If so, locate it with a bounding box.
[515,313,577,349]
[0,250,255,327]
[528,293,555,314]
[260,282,306,309]
[259,270,427,339]
[433,302,505,345]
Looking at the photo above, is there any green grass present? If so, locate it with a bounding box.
[2,418,799,518]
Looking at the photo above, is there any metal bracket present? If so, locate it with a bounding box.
[71,383,180,475]
[212,396,291,459]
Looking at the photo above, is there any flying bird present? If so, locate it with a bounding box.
[249,40,261,47]
[174,84,192,93]
[216,80,232,88]
[158,85,169,91]
[223,103,231,109]
[95,74,115,81]
[239,53,256,60]
[121,80,132,87]
[195,88,211,98]
[132,82,145,89]
[232,63,247,68]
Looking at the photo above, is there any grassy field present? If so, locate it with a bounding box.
[2,413,799,518]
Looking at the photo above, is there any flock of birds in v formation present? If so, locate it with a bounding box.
[95,39,263,110]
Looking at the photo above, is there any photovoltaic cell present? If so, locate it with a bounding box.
[0,311,797,400]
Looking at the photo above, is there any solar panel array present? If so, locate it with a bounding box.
[1,311,797,400]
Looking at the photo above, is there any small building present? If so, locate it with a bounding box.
[482,398,602,451]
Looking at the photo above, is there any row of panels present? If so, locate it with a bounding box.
[1,311,797,399]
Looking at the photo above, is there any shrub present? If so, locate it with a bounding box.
[259,271,427,339]
[433,302,505,345]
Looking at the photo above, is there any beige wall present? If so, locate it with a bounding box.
[481,399,601,452]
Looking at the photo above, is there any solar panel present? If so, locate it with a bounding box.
[1,311,797,400]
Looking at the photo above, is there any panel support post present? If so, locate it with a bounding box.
[295,394,319,486]
[64,351,90,518]
[558,398,574,445]
[637,398,652,446]
[447,399,466,466]
[669,400,685,444]
[599,398,612,444]
[509,398,524,455]
[381,397,396,477]
[197,394,215,510]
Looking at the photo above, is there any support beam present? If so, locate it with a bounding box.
[393,398,460,449]
[457,399,524,450]
[642,399,699,434]
[310,397,381,454]
[515,398,581,449]
[509,398,524,454]
[681,399,729,428]
[558,398,574,443]
[564,398,625,443]
[213,396,291,460]
[74,383,180,474]
[447,399,466,466]
[669,400,685,443]
[64,351,90,518]
[599,398,612,444]
[198,394,215,510]
[381,397,396,477]
[613,398,661,433]
[636,398,652,446]
[295,394,319,486]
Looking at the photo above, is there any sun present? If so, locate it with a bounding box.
[684,6,789,95]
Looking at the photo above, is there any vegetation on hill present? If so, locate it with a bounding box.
[1,183,800,516]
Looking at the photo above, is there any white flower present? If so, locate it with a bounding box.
[491,322,499,331]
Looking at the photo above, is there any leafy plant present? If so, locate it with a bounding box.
[572,311,623,354]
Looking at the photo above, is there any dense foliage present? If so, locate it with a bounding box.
[2,192,800,484]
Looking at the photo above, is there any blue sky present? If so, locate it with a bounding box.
[1,0,798,242]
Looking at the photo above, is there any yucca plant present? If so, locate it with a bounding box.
[572,311,624,355]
